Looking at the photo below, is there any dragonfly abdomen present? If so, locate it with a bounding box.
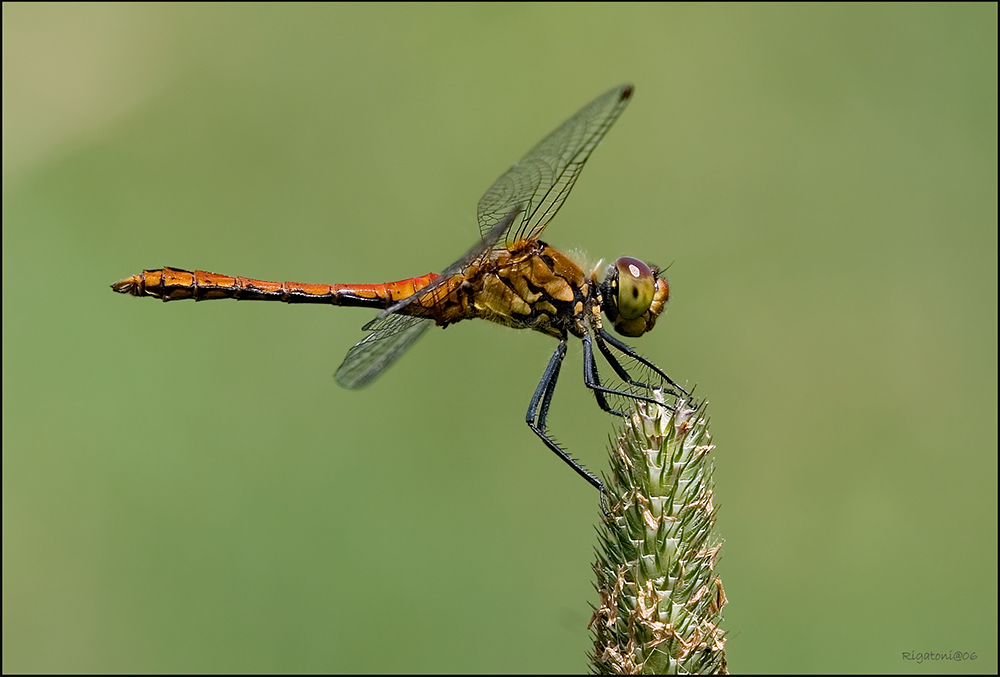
[111,267,440,308]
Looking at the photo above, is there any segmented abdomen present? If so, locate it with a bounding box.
[111,267,439,309]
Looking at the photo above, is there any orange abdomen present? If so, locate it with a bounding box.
[111,267,440,309]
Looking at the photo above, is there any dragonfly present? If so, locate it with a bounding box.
[112,83,687,496]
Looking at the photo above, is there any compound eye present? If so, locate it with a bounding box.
[614,257,655,320]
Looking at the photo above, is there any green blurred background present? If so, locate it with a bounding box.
[3,4,996,673]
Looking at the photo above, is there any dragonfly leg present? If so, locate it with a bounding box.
[582,332,626,418]
[593,331,658,391]
[526,339,604,495]
[583,333,678,411]
[597,328,689,399]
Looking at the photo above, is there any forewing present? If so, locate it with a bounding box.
[477,84,633,248]
[334,314,432,389]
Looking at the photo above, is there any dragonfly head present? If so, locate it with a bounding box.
[600,257,670,337]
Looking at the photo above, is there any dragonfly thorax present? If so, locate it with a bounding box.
[599,256,670,338]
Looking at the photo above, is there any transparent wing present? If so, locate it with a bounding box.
[337,207,522,389]
[376,205,522,320]
[477,84,633,248]
[334,314,432,389]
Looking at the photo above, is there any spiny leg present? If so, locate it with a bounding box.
[583,332,677,411]
[593,331,661,394]
[597,328,689,399]
[526,339,604,494]
[582,331,623,415]
[582,332,626,417]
